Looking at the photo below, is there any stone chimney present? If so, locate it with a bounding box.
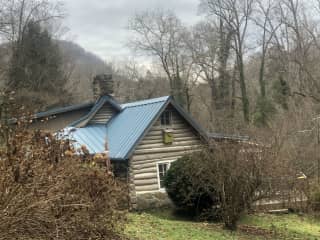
[93,74,114,99]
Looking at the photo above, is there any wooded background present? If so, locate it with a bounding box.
[0,0,319,176]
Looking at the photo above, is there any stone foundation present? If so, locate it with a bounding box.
[136,192,173,210]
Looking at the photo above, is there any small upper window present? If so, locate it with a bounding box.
[161,111,172,126]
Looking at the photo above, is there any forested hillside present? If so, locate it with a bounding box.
[0,39,109,110]
[0,0,319,177]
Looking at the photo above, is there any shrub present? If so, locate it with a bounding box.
[165,155,218,217]
[0,130,128,240]
[164,153,220,219]
[165,142,268,230]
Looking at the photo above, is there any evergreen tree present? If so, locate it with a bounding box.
[9,21,65,93]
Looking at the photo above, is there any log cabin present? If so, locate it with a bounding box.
[30,74,209,209]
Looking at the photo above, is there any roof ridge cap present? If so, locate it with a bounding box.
[121,96,170,109]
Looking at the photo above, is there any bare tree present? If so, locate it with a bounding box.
[254,0,280,99]
[249,0,282,126]
[110,58,170,103]
[276,0,320,102]
[187,22,218,116]
[0,0,64,42]
[186,21,232,129]
[201,0,254,123]
[128,9,192,108]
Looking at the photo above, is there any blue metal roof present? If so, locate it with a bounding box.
[107,96,170,159]
[35,102,93,119]
[68,96,170,160]
[70,125,107,153]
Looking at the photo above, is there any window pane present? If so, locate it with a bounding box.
[161,111,171,126]
[158,163,169,189]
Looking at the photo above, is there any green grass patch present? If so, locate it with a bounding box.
[126,209,320,240]
[126,209,258,240]
[240,213,320,239]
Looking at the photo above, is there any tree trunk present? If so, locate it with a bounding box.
[238,53,250,122]
[230,65,236,117]
[217,19,232,109]
[259,54,266,98]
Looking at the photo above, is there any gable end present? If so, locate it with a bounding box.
[124,98,207,159]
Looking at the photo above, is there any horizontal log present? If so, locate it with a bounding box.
[142,132,197,141]
[135,178,158,186]
[90,116,113,121]
[145,130,166,137]
[95,115,113,118]
[97,108,113,112]
[93,112,113,115]
[92,115,113,119]
[140,139,163,145]
[133,157,179,167]
[136,140,201,150]
[96,111,113,115]
[139,136,200,146]
[152,124,190,131]
[133,166,156,174]
[135,184,159,192]
[142,135,163,141]
[134,145,203,155]
[146,129,194,137]
[132,159,159,166]
[93,112,113,116]
[132,150,196,161]
[134,172,157,180]
[133,162,156,170]
[133,154,182,163]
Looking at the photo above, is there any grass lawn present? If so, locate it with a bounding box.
[125,209,320,240]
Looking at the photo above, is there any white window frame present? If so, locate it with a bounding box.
[160,110,172,127]
[156,161,172,191]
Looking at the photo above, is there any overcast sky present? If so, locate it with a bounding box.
[63,0,201,61]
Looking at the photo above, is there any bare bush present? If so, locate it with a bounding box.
[0,129,128,240]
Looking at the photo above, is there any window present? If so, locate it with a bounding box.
[161,111,172,127]
[157,162,170,189]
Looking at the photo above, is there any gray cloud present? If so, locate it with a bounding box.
[63,0,200,61]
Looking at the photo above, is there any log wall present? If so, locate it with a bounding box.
[88,104,115,124]
[131,106,203,197]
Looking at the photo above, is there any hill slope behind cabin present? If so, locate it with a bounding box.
[0,40,110,111]
[58,40,111,103]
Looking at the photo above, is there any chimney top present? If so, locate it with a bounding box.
[93,74,114,99]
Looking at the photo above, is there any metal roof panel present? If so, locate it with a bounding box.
[35,102,93,119]
[67,96,170,160]
[106,97,169,159]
